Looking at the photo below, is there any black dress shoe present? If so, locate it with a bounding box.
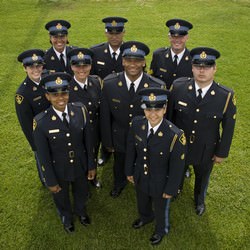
[150,233,163,245]
[79,215,91,226]
[63,223,75,233]
[196,204,206,216]
[132,219,146,229]
[90,178,102,188]
[110,187,123,198]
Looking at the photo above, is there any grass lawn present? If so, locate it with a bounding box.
[0,0,249,249]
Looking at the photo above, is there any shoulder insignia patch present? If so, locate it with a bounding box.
[16,94,24,104]
[179,133,186,145]
[33,119,37,131]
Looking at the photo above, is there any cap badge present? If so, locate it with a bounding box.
[200,51,207,59]
[77,52,84,59]
[55,77,63,85]
[111,20,117,26]
[144,83,149,88]
[158,131,163,137]
[174,22,180,30]
[131,45,137,53]
[52,115,57,121]
[149,93,156,101]
[56,23,62,30]
[32,54,38,61]
[211,90,215,95]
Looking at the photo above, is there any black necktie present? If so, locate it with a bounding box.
[197,88,203,103]
[147,128,154,143]
[129,82,135,99]
[173,54,178,67]
[112,52,117,61]
[62,112,69,127]
[60,53,66,68]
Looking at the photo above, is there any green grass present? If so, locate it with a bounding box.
[0,0,249,249]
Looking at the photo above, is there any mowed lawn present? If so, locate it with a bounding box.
[0,0,249,249]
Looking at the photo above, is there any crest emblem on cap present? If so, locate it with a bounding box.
[200,51,207,59]
[55,77,63,85]
[111,20,117,26]
[174,22,180,30]
[32,54,38,61]
[56,23,62,30]
[77,52,84,59]
[131,45,137,53]
[149,93,156,101]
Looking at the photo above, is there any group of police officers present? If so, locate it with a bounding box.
[15,17,236,245]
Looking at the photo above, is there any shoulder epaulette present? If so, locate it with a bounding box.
[34,110,47,122]
[89,75,102,88]
[216,82,234,94]
[154,47,169,53]
[148,75,166,87]
[68,45,78,49]
[71,102,85,108]
[90,42,106,49]
[103,72,120,82]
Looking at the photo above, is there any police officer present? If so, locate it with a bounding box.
[44,19,74,75]
[100,41,166,198]
[33,73,96,233]
[125,88,186,245]
[15,49,50,185]
[149,18,193,90]
[167,47,237,215]
[91,16,128,166]
[68,48,102,188]
[90,16,128,79]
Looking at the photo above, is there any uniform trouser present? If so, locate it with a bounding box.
[52,176,89,225]
[193,161,214,206]
[34,151,46,185]
[136,186,171,236]
[113,152,127,189]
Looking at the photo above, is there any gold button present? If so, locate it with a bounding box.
[88,102,92,105]
[90,120,93,123]
[89,111,92,114]
[144,156,147,160]
[68,143,71,146]
[214,115,217,118]
[129,114,132,117]
[173,73,176,76]
[194,120,197,123]
[160,152,163,155]
[143,148,147,152]
[130,104,134,108]
[192,130,195,134]
[144,164,147,167]
[66,133,70,137]
[196,109,200,112]
[70,159,74,163]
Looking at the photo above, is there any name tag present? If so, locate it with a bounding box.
[159,68,167,72]
[33,96,42,101]
[49,129,60,134]
[135,134,142,142]
[178,101,187,107]
[97,61,105,65]
[112,98,120,103]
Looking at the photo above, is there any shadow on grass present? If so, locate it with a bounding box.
[25,164,219,249]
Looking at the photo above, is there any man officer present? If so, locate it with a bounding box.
[33,73,96,233]
[149,18,193,90]
[44,19,74,75]
[167,47,236,215]
[125,88,186,245]
[100,41,166,198]
[15,49,50,185]
[91,16,128,166]
[90,16,128,79]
